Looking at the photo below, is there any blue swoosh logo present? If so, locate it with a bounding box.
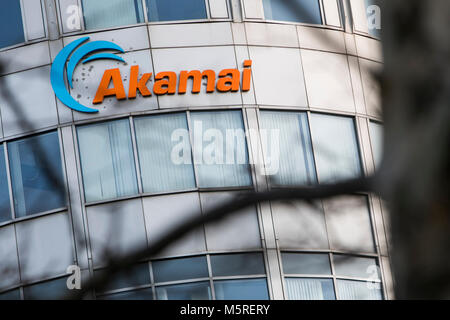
[50,37,126,113]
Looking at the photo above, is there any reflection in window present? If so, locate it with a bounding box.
[211,253,265,277]
[98,288,153,300]
[0,145,11,223]
[337,279,382,300]
[0,0,25,49]
[191,111,252,188]
[156,281,211,300]
[259,111,316,185]
[309,114,361,182]
[8,132,66,217]
[94,263,150,293]
[333,255,380,279]
[0,289,20,300]
[262,0,322,24]
[134,113,195,193]
[281,253,331,275]
[147,0,207,22]
[214,279,269,300]
[152,256,209,283]
[369,121,383,168]
[285,278,335,300]
[81,0,145,30]
[77,119,138,203]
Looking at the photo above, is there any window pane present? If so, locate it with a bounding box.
[8,132,66,217]
[156,281,211,300]
[82,0,144,30]
[333,255,380,280]
[98,288,153,300]
[153,256,209,283]
[0,145,11,223]
[77,119,138,203]
[214,279,269,300]
[337,279,382,300]
[211,253,265,277]
[285,278,335,300]
[369,121,383,168]
[0,0,25,48]
[94,263,150,292]
[134,113,195,193]
[0,289,20,300]
[263,0,322,24]
[147,0,207,22]
[309,114,362,182]
[23,277,71,300]
[282,253,331,275]
[259,111,316,185]
[191,111,252,188]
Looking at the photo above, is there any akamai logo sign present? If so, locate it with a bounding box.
[51,37,126,113]
[51,37,252,113]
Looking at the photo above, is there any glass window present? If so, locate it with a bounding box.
[153,256,209,283]
[365,0,382,38]
[81,0,145,30]
[0,0,25,49]
[369,121,383,168]
[77,119,138,203]
[98,288,153,300]
[282,253,331,275]
[94,263,150,293]
[8,131,66,217]
[156,281,211,300]
[337,279,382,300]
[333,255,380,280]
[0,289,20,300]
[134,113,196,194]
[309,114,362,182]
[263,0,322,24]
[23,277,71,300]
[146,0,207,22]
[214,279,269,300]
[211,253,265,277]
[285,278,335,300]
[0,145,11,223]
[259,111,316,185]
[191,111,252,188]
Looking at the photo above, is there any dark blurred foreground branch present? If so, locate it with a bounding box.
[72,177,374,299]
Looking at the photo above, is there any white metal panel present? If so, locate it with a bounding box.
[142,192,206,258]
[200,192,261,251]
[359,58,382,118]
[0,41,50,75]
[245,23,299,48]
[86,199,147,268]
[301,49,355,112]
[72,50,157,121]
[209,0,229,19]
[271,200,329,249]
[350,0,369,33]
[16,212,74,282]
[248,46,308,107]
[152,46,242,108]
[297,26,346,54]
[64,26,150,51]
[348,56,366,114]
[0,225,20,290]
[322,0,341,27]
[231,22,247,45]
[59,0,82,33]
[0,66,58,137]
[324,195,376,253]
[242,0,264,19]
[22,0,46,40]
[235,45,255,105]
[355,35,383,62]
[149,23,233,48]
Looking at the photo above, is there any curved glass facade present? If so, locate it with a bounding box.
[0,0,389,300]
